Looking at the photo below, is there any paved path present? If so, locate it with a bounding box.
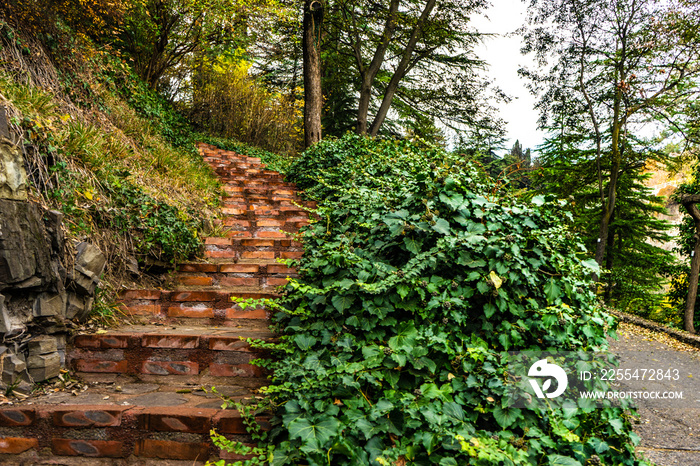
[609,323,700,465]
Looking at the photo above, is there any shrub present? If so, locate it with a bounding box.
[258,134,647,465]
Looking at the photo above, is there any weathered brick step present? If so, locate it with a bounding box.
[0,402,267,462]
[176,260,297,288]
[118,288,279,323]
[68,325,273,379]
[204,248,303,260]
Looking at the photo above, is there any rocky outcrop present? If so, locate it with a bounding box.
[0,111,105,391]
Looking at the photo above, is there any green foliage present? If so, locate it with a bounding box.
[92,175,202,263]
[257,134,647,465]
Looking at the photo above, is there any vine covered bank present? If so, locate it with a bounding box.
[253,135,648,465]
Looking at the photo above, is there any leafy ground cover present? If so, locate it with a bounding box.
[246,134,649,465]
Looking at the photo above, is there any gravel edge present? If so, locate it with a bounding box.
[608,309,700,349]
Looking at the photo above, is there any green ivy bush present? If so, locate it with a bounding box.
[262,134,648,465]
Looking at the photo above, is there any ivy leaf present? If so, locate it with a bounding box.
[442,402,465,422]
[439,191,464,210]
[493,406,521,428]
[489,271,502,289]
[332,295,355,312]
[432,218,451,235]
[547,454,582,466]
[388,322,418,351]
[288,417,341,452]
[544,279,561,303]
[294,335,316,351]
[404,236,423,254]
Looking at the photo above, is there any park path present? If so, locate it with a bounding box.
[609,322,700,465]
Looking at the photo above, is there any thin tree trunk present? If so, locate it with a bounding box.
[679,194,700,334]
[303,0,324,147]
[368,0,436,136]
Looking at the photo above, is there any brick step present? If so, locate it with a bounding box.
[0,397,266,462]
[118,288,279,323]
[176,260,297,288]
[68,325,273,380]
[204,246,303,260]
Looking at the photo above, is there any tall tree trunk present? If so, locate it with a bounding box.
[303,0,324,147]
[679,194,700,334]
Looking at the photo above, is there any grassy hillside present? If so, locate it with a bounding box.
[0,16,240,318]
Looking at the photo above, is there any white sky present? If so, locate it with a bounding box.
[472,0,546,154]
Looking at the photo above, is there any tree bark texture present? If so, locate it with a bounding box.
[303,0,324,147]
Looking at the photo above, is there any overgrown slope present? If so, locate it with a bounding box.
[0,17,221,312]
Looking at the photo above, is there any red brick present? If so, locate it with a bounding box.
[280,251,303,259]
[221,208,247,215]
[52,439,124,457]
[221,219,250,228]
[138,411,211,433]
[276,190,295,195]
[279,240,292,247]
[135,439,209,460]
[178,263,218,273]
[74,334,130,349]
[52,409,123,427]
[117,303,160,316]
[167,306,215,318]
[241,239,275,247]
[120,290,161,300]
[220,277,260,287]
[142,335,200,349]
[141,361,199,375]
[256,219,284,227]
[205,237,232,245]
[214,414,272,434]
[225,307,268,319]
[178,276,215,286]
[74,359,128,373]
[209,337,253,352]
[170,291,220,302]
[224,230,252,238]
[241,251,275,260]
[209,363,264,377]
[0,437,38,454]
[220,264,259,273]
[266,277,290,287]
[267,264,296,274]
[0,409,35,426]
[255,230,287,238]
[205,250,237,259]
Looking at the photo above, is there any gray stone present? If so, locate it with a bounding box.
[0,199,58,288]
[65,292,86,320]
[1,354,26,385]
[33,293,65,317]
[27,352,60,381]
[0,294,14,333]
[0,106,9,140]
[27,335,58,354]
[44,210,65,257]
[70,265,100,296]
[0,140,26,201]
[75,242,106,278]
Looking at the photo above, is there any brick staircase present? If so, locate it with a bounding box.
[0,144,310,464]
